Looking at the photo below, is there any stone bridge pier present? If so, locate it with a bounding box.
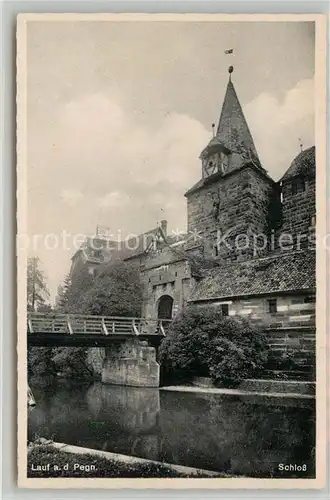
[101,339,160,388]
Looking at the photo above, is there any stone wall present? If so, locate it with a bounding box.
[264,326,315,380]
[186,166,274,261]
[102,339,160,387]
[280,177,316,240]
[195,292,316,328]
[140,246,194,318]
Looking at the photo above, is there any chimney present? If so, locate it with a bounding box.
[160,219,167,236]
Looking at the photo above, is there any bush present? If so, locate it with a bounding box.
[159,306,269,387]
[28,347,57,380]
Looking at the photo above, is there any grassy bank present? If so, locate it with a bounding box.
[28,445,221,478]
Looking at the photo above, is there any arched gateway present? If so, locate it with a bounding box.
[157,295,173,320]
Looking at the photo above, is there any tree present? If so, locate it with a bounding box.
[75,262,143,317]
[27,257,55,381]
[52,347,93,378]
[159,306,269,387]
[27,256,50,312]
[56,273,72,312]
[67,265,95,313]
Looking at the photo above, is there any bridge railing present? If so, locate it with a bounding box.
[27,312,172,337]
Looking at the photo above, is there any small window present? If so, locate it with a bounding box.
[292,182,298,195]
[310,215,316,227]
[221,304,229,316]
[214,245,219,257]
[268,298,277,314]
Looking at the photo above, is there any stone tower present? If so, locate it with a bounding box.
[185,67,275,262]
[279,146,316,246]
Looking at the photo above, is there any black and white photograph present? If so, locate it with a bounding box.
[17,13,327,488]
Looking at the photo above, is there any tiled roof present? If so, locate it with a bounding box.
[280,146,315,182]
[189,250,315,302]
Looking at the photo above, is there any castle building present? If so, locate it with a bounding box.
[142,67,316,329]
[70,66,316,331]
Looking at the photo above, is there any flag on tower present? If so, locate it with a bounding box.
[224,48,234,54]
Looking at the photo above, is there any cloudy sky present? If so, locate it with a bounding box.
[26,19,315,300]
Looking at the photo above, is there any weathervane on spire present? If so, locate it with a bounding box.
[224,48,234,80]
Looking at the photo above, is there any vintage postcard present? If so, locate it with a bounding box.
[17,13,327,488]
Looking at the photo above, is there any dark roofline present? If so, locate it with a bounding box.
[184,161,275,197]
[279,146,315,183]
[280,170,316,183]
[188,287,315,303]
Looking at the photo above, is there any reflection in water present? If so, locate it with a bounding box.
[28,380,315,477]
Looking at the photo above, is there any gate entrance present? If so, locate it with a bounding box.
[157,295,173,320]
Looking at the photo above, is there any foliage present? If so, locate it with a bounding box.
[56,261,143,317]
[27,257,54,380]
[67,266,95,312]
[55,274,72,312]
[74,262,143,317]
[159,306,269,387]
[28,347,57,379]
[52,347,93,378]
[51,262,143,378]
[27,256,50,312]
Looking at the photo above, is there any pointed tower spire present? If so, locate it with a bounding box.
[216,66,260,167]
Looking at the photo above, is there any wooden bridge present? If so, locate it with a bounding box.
[27,312,171,347]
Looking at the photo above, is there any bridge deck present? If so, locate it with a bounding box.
[27,312,170,346]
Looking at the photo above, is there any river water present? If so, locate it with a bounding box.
[28,379,315,478]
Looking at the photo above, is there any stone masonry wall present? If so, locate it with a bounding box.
[140,246,194,318]
[280,177,316,241]
[102,339,160,388]
[186,166,274,262]
[197,292,316,327]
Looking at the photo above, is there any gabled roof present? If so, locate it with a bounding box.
[280,146,315,182]
[189,250,315,302]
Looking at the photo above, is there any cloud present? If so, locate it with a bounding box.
[49,91,210,234]
[97,191,131,209]
[60,188,84,206]
[245,78,314,179]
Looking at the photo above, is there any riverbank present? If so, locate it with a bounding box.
[27,442,225,478]
[161,380,315,399]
